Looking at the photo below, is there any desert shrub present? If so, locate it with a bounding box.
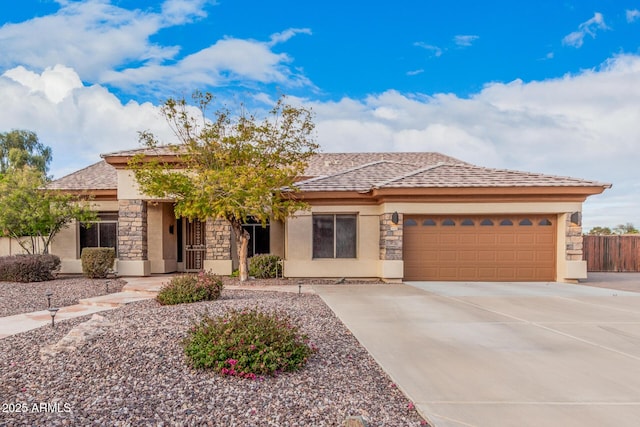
[183,308,317,378]
[0,254,61,282]
[248,254,283,279]
[38,254,61,274]
[156,271,223,305]
[81,247,116,278]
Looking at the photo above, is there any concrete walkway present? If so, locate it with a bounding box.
[0,276,314,339]
[0,276,163,339]
[314,281,640,427]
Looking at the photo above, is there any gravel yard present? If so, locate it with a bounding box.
[0,284,428,426]
[0,276,125,317]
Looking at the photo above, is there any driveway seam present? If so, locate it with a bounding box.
[433,293,640,363]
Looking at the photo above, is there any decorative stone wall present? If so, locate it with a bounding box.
[379,213,403,261]
[118,199,148,261]
[565,213,583,261]
[206,218,232,260]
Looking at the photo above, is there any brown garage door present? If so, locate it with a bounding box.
[403,215,556,281]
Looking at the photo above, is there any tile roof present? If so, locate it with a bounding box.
[49,148,610,192]
[302,152,469,177]
[101,145,180,158]
[47,160,117,191]
[382,164,609,188]
[295,161,611,192]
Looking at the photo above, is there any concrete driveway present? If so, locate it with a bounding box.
[313,278,640,427]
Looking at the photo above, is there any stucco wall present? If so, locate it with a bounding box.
[147,202,178,273]
[284,205,384,278]
[284,202,586,282]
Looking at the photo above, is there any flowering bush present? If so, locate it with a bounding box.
[183,308,317,378]
[156,271,223,305]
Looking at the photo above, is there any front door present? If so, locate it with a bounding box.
[185,219,206,271]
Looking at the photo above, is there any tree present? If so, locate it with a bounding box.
[613,223,639,235]
[130,92,318,281]
[0,129,52,175]
[0,166,96,254]
[587,226,613,236]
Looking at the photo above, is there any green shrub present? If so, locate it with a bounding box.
[183,308,317,379]
[248,254,283,279]
[81,247,116,278]
[0,254,61,282]
[156,271,223,305]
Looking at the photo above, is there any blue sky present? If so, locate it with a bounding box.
[0,0,639,229]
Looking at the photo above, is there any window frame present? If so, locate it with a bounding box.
[312,213,358,259]
[79,213,119,256]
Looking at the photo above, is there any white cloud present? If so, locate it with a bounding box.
[414,42,443,57]
[300,54,640,229]
[268,28,312,46]
[453,35,479,47]
[562,12,608,48]
[101,35,312,94]
[0,0,179,80]
[161,0,210,25]
[406,69,424,76]
[0,1,309,93]
[627,9,640,23]
[2,52,639,229]
[0,65,175,178]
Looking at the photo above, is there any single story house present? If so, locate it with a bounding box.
[39,148,610,282]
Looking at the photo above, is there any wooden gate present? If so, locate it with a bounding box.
[185,219,206,271]
[583,235,640,272]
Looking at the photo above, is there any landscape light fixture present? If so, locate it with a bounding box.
[298,281,302,295]
[48,307,59,327]
[45,290,53,308]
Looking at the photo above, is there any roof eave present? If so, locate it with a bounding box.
[296,185,611,204]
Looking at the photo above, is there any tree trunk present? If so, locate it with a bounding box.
[230,219,250,282]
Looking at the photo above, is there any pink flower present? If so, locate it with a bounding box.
[227,358,238,366]
[407,402,414,410]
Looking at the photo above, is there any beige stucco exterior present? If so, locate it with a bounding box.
[0,198,590,282]
[282,202,588,282]
[2,151,605,283]
[147,202,178,274]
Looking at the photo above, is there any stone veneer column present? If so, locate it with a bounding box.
[378,212,404,282]
[379,213,403,260]
[204,218,234,275]
[118,199,148,260]
[116,199,150,276]
[565,214,583,261]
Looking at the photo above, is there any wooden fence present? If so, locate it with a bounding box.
[583,235,640,272]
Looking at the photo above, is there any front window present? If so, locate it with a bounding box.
[242,218,270,257]
[80,212,118,255]
[312,214,357,258]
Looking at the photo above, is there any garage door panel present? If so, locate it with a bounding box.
[439,235,458,245]
[458,251,478,262]
[536,235,555,244]
[478,251,496,262]
[439,251,458,262]
[516,251,535,262]
[497,235,517,244]
[458,234,477,245]
[403,215,556,281]
[497,251,516,261]
[478,235,497,245]
[517,234,535,245]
